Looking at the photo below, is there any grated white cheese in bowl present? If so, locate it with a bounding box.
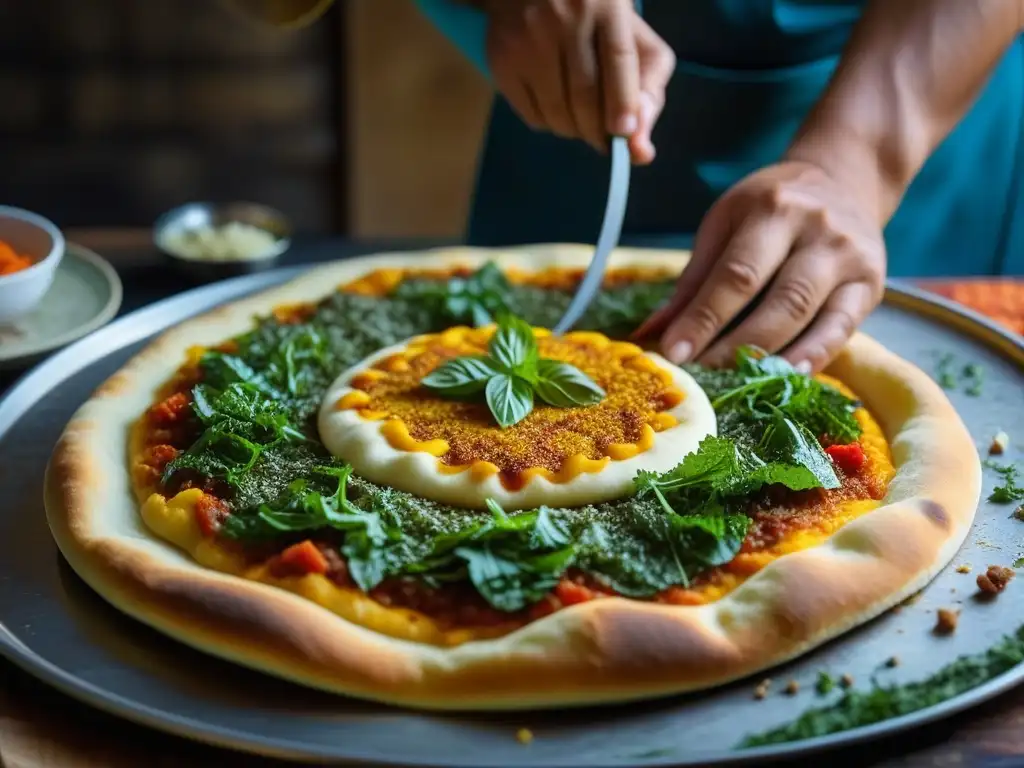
[158,221,285,263]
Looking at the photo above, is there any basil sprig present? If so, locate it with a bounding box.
[421,314,605,428]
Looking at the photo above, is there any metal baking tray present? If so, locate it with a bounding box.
[0,263,1022,767]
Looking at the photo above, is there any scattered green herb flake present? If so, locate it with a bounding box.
[740,625,1024,747]
[983,461,1024,504]
[1013,557,1024,568]
[934,352,958,390]
[815,671,835,696]
[627,747,676,759]
[962,363,984,396]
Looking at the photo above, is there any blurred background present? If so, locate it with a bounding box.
[0,0,491,239]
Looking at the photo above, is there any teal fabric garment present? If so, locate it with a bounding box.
[415,0,1024,277]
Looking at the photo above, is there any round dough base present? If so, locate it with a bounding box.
[45,244,981,710]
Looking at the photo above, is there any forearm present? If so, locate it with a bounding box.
[787,0,1024,223]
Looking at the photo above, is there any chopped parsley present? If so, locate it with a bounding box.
[741,625,1024,747]
[984,461,1024,504]
[931,352,984,396]
[161,264,863,613]
[815,671,835,696]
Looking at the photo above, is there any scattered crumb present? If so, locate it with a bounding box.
[934,607,960,635]
[840,674,854,689]
[1014,505,1024,522]
[989,431,1010,456]
[956,564,972,574]
[977,565,1015,595]
[516,728,534,745]
[753,678,771,700]
[784,680,800,696]
[976,540,1001,551]
[886,656,900,668]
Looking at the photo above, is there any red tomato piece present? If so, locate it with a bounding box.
[273,540,329,577]
[825,442,866,475]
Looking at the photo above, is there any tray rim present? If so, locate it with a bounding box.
[0,263,1022,767]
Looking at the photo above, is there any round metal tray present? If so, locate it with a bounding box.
[0,265,1022,767]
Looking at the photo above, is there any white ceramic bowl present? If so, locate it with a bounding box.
[0,206,65,323]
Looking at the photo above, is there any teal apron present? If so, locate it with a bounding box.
[418,0,1024,277]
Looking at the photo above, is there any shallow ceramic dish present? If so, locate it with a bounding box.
[153,201,291,283]
[0,242,122,370]
[0,206,65,322]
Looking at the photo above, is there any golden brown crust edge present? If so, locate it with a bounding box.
[44,244,982,710]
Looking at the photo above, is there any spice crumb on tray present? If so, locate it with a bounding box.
[934,608,960,635]
[976,565,1015,596]
[956,564,972,574]
[753,678,772,700]
[988,431,1010,456]
[885,656,900,668]
[840,674,854,688]
[784,680,800,696]
[516,728,534,745]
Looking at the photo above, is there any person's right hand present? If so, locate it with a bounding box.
[480,0,675,164]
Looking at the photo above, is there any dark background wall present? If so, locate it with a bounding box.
[0,0,490,238]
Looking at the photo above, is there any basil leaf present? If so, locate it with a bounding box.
[455,544,574,613]
[489,314,538,376]
[757,411,840,490]
[534,360,605,407]
[485,374,534,428]
[421,356,499,396]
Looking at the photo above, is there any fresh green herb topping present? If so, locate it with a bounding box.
[984,461,1024,504]
[159,268,867,615]
[686,346,862,446]
[422,313,604,428]
[393,262,511,327]
[741,625,1024,747]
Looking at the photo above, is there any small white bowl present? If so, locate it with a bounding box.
[0,206,65,323]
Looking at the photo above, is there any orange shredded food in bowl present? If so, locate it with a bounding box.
[0,240,33,276]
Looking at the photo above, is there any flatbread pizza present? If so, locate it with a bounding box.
[45,245,981,710]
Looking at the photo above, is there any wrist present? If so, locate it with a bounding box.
[785,126,910,227]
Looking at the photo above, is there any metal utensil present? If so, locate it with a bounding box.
[551,135,631,335]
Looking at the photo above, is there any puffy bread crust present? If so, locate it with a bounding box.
[45,244,982,710]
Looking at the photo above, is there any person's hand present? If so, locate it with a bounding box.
[635,161,887,373]
[481,0,675,164]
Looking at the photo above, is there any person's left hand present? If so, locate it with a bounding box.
[634,160,886,373]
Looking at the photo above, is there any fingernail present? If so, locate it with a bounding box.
[615,113,638,136]
[667,340,692,364]
[794,360,812,374]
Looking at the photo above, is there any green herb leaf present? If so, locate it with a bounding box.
[705,346,862,446]
[394,262,512,327]
[421,356,499,396]
[756,411,840,490]
[489,313,538,376]
[486,374,534,428]
[984,461,1024,504]
[816,671,835,695]
[534,359,606,408]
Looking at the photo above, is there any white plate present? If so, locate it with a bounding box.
[0,243,122,369]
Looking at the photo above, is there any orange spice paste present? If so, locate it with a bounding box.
[336,327,683,489]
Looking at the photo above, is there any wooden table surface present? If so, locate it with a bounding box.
[1,229,1023,768]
